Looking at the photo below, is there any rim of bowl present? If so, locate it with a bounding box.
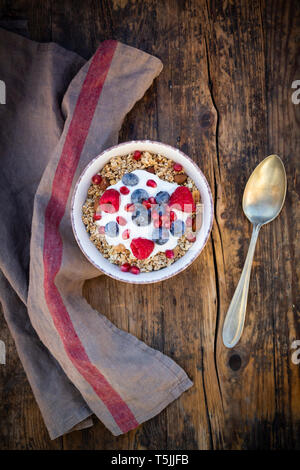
[71,140,214,284]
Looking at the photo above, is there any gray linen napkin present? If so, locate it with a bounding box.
[0,28,192,439]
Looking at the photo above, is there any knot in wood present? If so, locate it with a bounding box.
[199,111,214,129]
[228,354,242,371]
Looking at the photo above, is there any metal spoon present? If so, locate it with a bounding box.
[222,154,287,348]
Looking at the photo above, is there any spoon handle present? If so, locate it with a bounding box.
[222,223,261,348]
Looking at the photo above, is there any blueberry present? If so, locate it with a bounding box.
[131,188,149,204]
[155,191,170,204]
[105,221,119,237]
[152,227,169,245]
[122,173,139,186]
[170,220,185,237]
[132,204,151,226]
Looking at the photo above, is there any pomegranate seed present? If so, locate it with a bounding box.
[152,210,159,220]
[121,263,131,272]
[130,265,140,275]
[146,179,157,188]
[125,203,135,212]
[133,150,142,161]
[122,229,130,240]
[148,196,157,205]
[98,226,105,234]
[165,249,175,259]
[170,211,177,222]
[92,174,102,184]
[116,216,127,226]
[142,200,152,209]
[186,232,196,242]
[93,214,102,221]
[173,163,183,172]
[186,216,193,227]
[120,186,130,195]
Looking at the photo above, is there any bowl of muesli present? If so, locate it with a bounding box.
[71,141,213,283]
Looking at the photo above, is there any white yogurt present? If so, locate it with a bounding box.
[95,169,190,258]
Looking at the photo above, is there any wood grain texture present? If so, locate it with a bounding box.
[0,0,299,450]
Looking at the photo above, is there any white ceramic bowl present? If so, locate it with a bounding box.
[71,140,213,284]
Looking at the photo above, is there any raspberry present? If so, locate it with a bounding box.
[130,237,154,260]
[125,203,135,212]
[116,216,127,226]
[120,186,130,195]
[130,266,140,275]
[165,249,175,259]
[122,229,130,240]
[133,150,142,161]
[92,174,102,184]
[93,214,102,221]
[169,187,196,213]
[146,179,157,188]
[99,189,120,213]
[173,163,183,172]
[120,263,131,272]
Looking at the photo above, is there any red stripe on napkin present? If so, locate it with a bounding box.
[43,40,139,433]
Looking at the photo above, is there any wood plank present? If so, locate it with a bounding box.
[0,0,61,450]
[79,0,225,450]
[0,303,61,449]
[204,0,300,449]
[0,0,298,450]
[262,0,300,448]
[152,0,225,450]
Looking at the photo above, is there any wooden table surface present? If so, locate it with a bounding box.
[0,0,299,450]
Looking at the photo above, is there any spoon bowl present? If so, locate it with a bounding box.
[222,154,287,348]
[243,155,287,225]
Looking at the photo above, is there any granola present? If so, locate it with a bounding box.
[82,151,202,274]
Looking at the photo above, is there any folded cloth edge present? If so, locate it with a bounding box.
[1,28,194,439]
